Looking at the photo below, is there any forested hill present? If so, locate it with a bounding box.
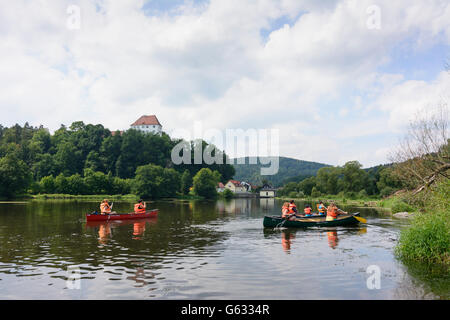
[232,156,329,187]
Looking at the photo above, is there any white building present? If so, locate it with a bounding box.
[130,115,162,135]
[259,184,276,198]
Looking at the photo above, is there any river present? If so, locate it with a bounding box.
[0,198,448,299]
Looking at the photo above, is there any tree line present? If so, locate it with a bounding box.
[0,122,235,199]
[277,160,404,199]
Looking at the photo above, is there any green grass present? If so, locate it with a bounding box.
[396,180,450,266]
[396,210,450,265]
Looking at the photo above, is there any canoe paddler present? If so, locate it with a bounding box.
[134,199,146,214]
[281,202,290,218]
[317,201,327,216]
[288,200,298,215]
[326,202,347,221]
[100,199,114,215]
[304,204,312,217]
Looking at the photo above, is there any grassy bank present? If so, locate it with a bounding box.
[395,180,450,266]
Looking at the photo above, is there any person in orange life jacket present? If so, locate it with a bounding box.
[326,202,347,221]
[100,199,116,215]
[288,200,298,214]
[281,202,290,218]
[304,205,312,217]
[317,201,327,216]
[134,199,146,213]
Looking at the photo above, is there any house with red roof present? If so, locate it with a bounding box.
[225,180,249,194]
[130,115,162,135]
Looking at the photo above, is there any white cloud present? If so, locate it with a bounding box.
[0,0,449,167]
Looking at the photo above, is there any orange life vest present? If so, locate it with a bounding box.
[100,202,111,214]
[304,207,312,215]
[281,206,290,218]
[134,203,146,213]
[288,203,297,214]
[317,204,326,213]
[327,206,338,219]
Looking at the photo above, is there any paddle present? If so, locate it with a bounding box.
[338,209,367,223]
[353,216,367,223]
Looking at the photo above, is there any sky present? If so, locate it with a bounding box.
[0,0,449,167]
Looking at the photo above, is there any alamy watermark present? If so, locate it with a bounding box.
[366,5,381,30]
[67,5,81,30]
[66,265,81,290]
[366,265,381,290]
[170,122,280,175]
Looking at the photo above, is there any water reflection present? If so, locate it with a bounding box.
[260,198,275,211]
[216,198,254,214]
[327,230,339,249]
[85,218,157,243]
[0,199,446,299]
[281,231,295,253]
[98,224,112,244]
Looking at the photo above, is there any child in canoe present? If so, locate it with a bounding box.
[281,202,296,220]
[304,205,312,217]
[100,199,116,215]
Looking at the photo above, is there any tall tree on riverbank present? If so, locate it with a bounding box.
[0,152,32,198]
[193,168,220,199]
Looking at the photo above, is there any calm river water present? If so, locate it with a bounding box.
[0,198,448,299]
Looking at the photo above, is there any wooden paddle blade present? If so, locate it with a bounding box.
[354,216,367,223]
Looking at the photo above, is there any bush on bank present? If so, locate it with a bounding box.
[396,180,450,265]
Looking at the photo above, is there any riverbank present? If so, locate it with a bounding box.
[395,180,450,266]
[31,194,140,201]
[29,192,228,201]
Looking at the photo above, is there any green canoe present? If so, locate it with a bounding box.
[263,213,362,228]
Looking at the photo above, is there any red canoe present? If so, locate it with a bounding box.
[86,209,158,221]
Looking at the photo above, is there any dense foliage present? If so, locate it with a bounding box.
[0,122,235,199]
[193,168,221,199]
[277,161,401,198]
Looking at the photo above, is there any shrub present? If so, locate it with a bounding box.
[222,188,234,199]
[311,187,321,198]
[288,191,298,198]
[380,186,394,198]
[345,191,357,199]
[396,211,450,264]
[391,200,414,213]
[358,189,368,198]
[193,168,219,199]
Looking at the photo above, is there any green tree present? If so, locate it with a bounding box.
[133,164,180,199]
[54,173,69,194]
[40,175,56,194]
[66,174,86,195]
[0,153,32,198]
[377,167,403,194]
[193,168,220,199]
[298,176,317,196]
[83,169,109,194]
[311,186,321,198]
[341,161,368,193]
[180,169,193,194]
[316,166,340,194]
[32,153,57,180]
